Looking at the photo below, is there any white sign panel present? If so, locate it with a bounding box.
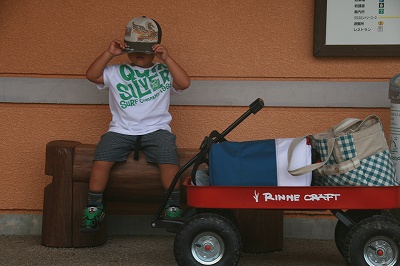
[326,0,400,45]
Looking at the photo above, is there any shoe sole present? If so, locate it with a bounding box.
[80,213,105,233]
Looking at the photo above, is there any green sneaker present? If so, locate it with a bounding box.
[164,206,182,218]
[80,204,105,232]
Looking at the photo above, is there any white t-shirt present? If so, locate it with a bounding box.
[97,62,179,135]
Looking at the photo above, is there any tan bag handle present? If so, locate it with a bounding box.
[330,118,362,135]
[287,136,362,176]
[287,136,333,176]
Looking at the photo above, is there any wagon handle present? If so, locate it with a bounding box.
[152,98,265,229]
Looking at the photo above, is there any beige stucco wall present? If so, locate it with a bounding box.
[1,0,398,80]
[0,0,398,213]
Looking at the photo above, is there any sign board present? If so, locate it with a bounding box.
[314,0,400,56]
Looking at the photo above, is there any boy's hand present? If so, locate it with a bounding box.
[108,40,126,56]
[152,44,170,62]
[152,44,190,90]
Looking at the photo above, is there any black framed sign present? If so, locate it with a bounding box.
[314,0,400,56]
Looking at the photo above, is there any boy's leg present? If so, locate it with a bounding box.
[158,163,180,189]
[81,131,135,232]
[81,132,138,231]
[81,160,114,232]
[159,163,182,218]
[140,130,182,218]
[89,160,115,192]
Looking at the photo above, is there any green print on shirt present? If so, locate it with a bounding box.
[117,64,171,108]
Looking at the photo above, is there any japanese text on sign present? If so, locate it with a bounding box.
[326,0,400,45]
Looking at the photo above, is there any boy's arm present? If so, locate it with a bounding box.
[86,40,126,84]
[163,57,191,91]
[153,44,190,91]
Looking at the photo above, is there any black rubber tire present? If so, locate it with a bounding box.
[197,208,239,228]
[174,213,242,266]
[334,210,382,257]
[343,215,400,266]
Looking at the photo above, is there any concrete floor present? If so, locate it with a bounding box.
[0,235,345,265]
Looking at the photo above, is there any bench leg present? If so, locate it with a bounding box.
[42,183,73,247]
[42,140,106,247]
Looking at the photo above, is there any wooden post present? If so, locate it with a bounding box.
[42,140,106,247]
[235,209,284,253]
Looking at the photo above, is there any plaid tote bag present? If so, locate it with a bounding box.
[288,115,398,186]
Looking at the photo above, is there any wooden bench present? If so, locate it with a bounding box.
[41,140,283,251]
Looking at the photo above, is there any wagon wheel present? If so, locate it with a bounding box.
[334,210,383,257]
[174,213,242,266]
[343,215,400,266]
[197,208,239,228]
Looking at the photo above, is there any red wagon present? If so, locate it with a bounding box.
[152,99,400,266]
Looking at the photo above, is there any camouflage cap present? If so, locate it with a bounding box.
[123,16,162,54]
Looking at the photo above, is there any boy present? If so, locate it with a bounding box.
[81,16,190,232]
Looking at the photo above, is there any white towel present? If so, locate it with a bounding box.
[276,138,312,186]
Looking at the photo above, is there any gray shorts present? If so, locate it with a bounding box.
[93,130,179,165]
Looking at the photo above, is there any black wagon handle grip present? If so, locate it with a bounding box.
[249,98,264,114]
[219,98,264,137]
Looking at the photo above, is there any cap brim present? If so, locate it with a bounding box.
[124,41,155,54]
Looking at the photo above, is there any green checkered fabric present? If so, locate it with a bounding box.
[314,134,357,164]
[337,134,357,161]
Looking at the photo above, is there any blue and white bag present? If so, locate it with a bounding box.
[208,138,312,186]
